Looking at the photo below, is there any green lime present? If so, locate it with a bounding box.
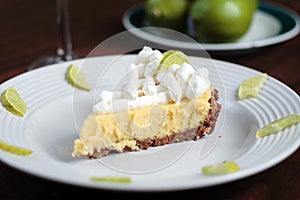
[190,0,258,43]
[145,0,190,32]
[256,114,300,138]
[0,140,33,156]
[158,50,190,72]
[1,87,27,117]
[66,64,91,91]
[202,161,239,175]
[238,73,268,100]
[90,176,131,183]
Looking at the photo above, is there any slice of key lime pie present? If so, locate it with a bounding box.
[72,47,221,158]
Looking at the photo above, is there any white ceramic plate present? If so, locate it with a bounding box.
[122,2,300,52]
[0,55,299,191]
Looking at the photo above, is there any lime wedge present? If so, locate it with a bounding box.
[90,176,131,183]
[0,140,33,156]
[66,64,91,91]
[256,114,300,138]
[202,161,239,175]
[158,50,190,72]
[238,73,268,99]
[1,87,27,117]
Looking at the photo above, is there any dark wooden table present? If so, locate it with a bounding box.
[0,0,299,199]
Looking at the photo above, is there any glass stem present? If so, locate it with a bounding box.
[56,0,73,61]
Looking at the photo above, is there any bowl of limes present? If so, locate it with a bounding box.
[144,0,258,43]
[122,0,300,53]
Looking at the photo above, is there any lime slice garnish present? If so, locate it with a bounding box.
[1,87,27,117]
[0,140,33,156]
[90,176,131,184]
[238,73,268,100]
[202,161,239,175]
[158,50,190,72]
[66,64,91,91]
[256,114,300,138]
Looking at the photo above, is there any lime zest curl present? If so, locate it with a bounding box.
[90,176,131,184]
[1,87,27,117]
[238,73,268,100]
[0,140,33,156]
[202,161,239,175]
[66,64,91,91]
[256,114,300,138]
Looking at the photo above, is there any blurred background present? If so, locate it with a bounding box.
[0,0,143,73]
[0,0,299,93]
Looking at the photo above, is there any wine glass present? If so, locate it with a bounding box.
[27,0,77,70]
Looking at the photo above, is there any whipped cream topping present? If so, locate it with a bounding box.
[94,46,210,114]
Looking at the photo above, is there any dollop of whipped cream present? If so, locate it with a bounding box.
[94,46,210,114]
